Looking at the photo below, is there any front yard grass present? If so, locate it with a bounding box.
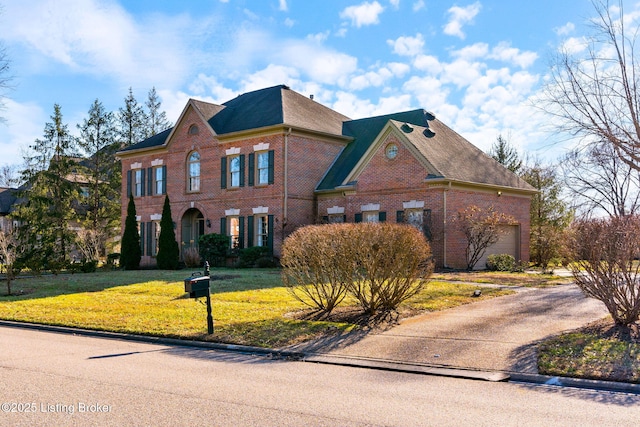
[0,269,510,348]
[538,318,640,384]
[432,270,573,287]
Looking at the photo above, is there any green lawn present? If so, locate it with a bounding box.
[0,269,510,348]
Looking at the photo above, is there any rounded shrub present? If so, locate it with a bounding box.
[486,254,516,271]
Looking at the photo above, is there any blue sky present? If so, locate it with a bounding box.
[0,0,628,169]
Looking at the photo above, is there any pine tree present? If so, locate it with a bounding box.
[489,134,522,174]
[156,195,179,270]
[77,99,120,258]
[120,195,141,270]
[144,87,172,138]
[118,87,146,147]
[15,104,79,271]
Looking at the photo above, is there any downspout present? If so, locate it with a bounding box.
[283,127,291,235]
[443,181,451,268]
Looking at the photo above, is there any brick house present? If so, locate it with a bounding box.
[116,85,535,269]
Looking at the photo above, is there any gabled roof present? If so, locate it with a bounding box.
[317,111,535,193]
[316,109,433,191]
[118,85,350,155]
[0,187,17,215]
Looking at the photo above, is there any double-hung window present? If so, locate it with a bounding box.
[229,156,241,187]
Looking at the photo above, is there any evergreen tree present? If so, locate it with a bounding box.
[489,134,522,174]
[77,99,120,257]
[144,87,172,138]
[118,87,146,147]
[120,195,141,270]
[15,104,79,271]
[156,195,179,270]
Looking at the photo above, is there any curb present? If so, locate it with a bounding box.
[2,320,638,394]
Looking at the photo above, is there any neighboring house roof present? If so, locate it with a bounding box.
[118,85,351,155]
[0,187,17,215]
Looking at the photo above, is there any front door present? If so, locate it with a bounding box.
[181,208,205,258]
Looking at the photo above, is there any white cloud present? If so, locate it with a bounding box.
[0,0,192,89]
[389,0,400,9]
[413,1,425,12]
[340,1,385,28]
[443,1,481,39]
[387,34,424,56]
[284,18,295,27]
[451,43,489,60]
[441,59,484,88]
[560,36,588,54]
[387,62,411,77]
[554,22,575,36]
[240,64,301,92]
[279,0,288,12]
[413,54,443,74]
[0,99,47,167]
[489,42,538,68]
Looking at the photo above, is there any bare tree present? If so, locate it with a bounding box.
[0,41,11,123]
[453,205,515,270]
[0,229,22,295]
[537,0,640,172]
[0,164,19,187]
[561,141,640,217]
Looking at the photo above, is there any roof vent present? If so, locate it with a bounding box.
[425,111,436,121]
[401,123,414,133]
[310,94,314,100]
[423,128,435,138]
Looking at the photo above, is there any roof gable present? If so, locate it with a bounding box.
[0,187,17,215]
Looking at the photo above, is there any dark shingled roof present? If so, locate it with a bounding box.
[316,110,432,191]
[389,120,535,191]
[0,187,17,215]
[118,85,350,154]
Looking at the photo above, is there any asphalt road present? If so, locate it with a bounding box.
[1,326,638,426]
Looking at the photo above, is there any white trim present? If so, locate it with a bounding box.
[403,200,425,210]
[190,202,195,208]
[131,162,142,169]
[225,208,240,216]
[327,206,345,214]
[361,203,380,212]
[150,214,162,221]
[225,147,241,156]
[252,206,269,214]
[151,159,164,167]
[253,142,270,151]
[136,215,141,221]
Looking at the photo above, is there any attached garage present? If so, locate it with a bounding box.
[476,225,520,270]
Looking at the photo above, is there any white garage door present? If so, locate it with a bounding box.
[476,225,519,270]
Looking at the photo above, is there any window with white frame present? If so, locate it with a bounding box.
[188,152,200,192]
[229,156,241,187]
[256,215,268,247]
[155,167,165,195]
[405,209,424,229]
[363,211,379,223]
[256,151,269,185]
[134,169,143,197]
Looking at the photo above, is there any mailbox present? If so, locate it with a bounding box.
[184,275,210,298]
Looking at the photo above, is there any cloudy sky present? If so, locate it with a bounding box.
[0,0,628,168]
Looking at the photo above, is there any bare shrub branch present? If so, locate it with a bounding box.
[568,216,640,325]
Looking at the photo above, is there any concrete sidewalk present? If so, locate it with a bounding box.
[287,283,609,374]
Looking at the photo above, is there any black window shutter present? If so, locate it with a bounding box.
[396,210,405,223]
[140,222,145,253]
[247,215,254,247]
[220,157,227,189]
[379,211,386,222]
[147,222,153,256]
[355,213,362,223]
[248,153,255,187]
[140,168,146,197]
[267,215,274,252]
[238,216,245,249]
[147,167,153,196]
[268,150,274,184]
[220,217,227,235]
[126,170,132,197]
[322,216,328,223]
[162,165,167,195]
[239,154,245,187]
[343,215,347,223]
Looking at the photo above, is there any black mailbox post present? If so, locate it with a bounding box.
[184,262,213,334]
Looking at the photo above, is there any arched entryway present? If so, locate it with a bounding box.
[181,208,205,258]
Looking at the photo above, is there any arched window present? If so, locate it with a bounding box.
[188,151,200,192]
[188,124,199,135]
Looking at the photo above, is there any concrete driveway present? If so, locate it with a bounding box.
[288,283,609,374]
